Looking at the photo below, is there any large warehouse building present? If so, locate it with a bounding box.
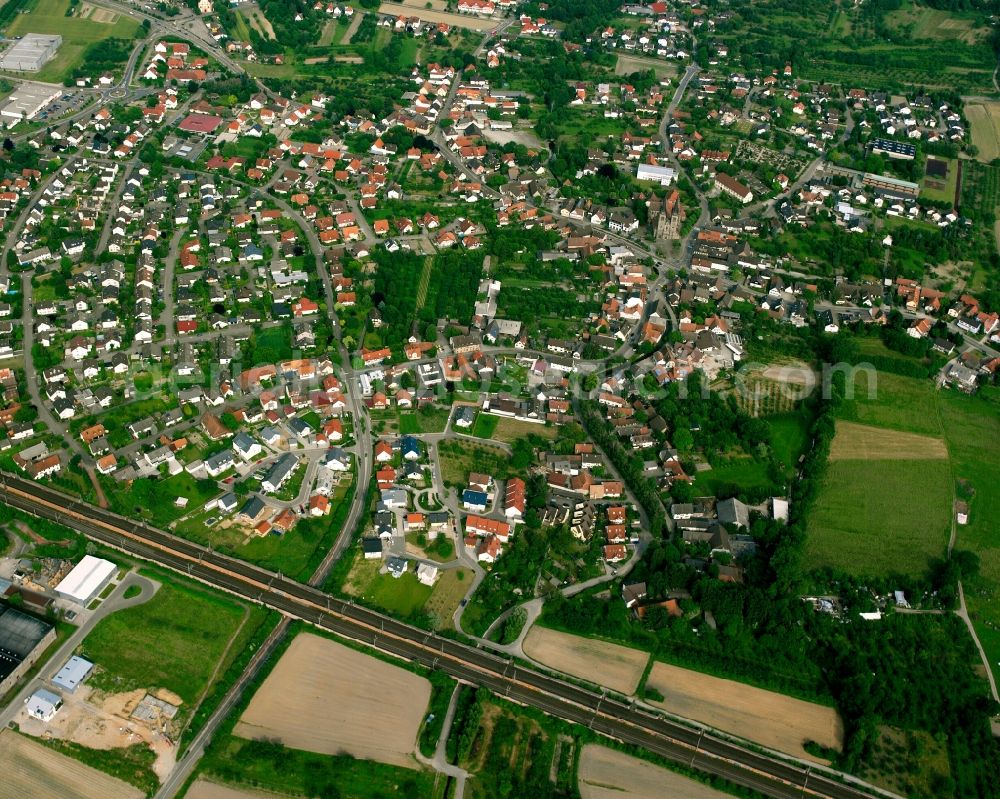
[0,33,62,72]
[0,82,62,127]
[54,555,117,605]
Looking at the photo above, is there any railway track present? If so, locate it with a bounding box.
[0,473,892,799]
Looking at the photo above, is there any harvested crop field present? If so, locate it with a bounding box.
[523,626,649,695]
[378,2,495,30]
[0,730,143,799]
[234,633,430,767]
[186,780,293,799]
[966,99,1000,163]
[829,421,948,461]
[578,745,731,799]
[644,662,843,762]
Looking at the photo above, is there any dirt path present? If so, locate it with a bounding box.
[340,11,365,45]
[87,465,109,508]
[319,19,339,46]
[14,519,71,546]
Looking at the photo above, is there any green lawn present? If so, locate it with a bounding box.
[340,549,468,627]
[102,472,220,528]
[767,412,810,474]
[399,405,450,434]
[345,554,433,618]
[693,457,780,497]
[805,458,952,576]
[246,324,293,366]
[471,412,498,439]
[80,576,250,711]
[920,157,959,204]
[438,439,511,487]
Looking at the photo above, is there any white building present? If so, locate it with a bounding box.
[52,656,94,693]
[0,82,62,126]
[54,556,117,605]
[0,34,62,72]
[636,163,676,186]
[25,688,62,722]
[417,562,440,586]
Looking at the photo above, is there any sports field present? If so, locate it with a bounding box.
[965,99,1000,163]
[4,0,140,81]
[0,730,143,799]
[578,745,732,799]
[523,626,649,695]
[644,662,843,762]
[235,633,430,767]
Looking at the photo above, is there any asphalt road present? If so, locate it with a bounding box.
[0,473,894,799]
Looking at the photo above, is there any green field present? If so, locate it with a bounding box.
[80,575,254,712]
[885,1,990,44]
[470,412,498,439]
[3,0,141,82]
[398,406,450,434]
[341,550,467,627]
[807,372,1000,685]
[200,736,435,799]
[937,387,1000,687]
[836,370,943,436]
[805,458,952,575]
[693,457,781,497]
[438,439,511,487]
[767,412,810,474]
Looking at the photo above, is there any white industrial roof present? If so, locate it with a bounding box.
[52,655,94,692]
[54,556,116,603]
